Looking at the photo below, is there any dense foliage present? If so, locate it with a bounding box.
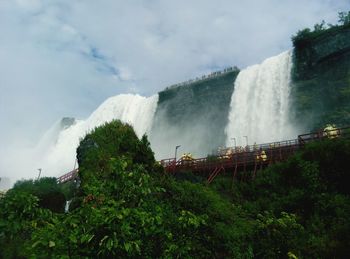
[216,138,350,258]
[291,11,350,48]
[10,177,66,213]
[1,120,350,258]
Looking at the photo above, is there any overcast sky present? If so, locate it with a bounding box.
[1,0,349,181]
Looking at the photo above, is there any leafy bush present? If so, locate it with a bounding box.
[0,191,51,258]
[15,120,254,258]
[213,138,350,257]
[2,120,350,257]
[10,177,66,213]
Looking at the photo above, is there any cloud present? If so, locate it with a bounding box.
[0,0,349,182]
[15,0,42,10]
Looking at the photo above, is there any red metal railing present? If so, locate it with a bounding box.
[58,126,350,184]
[161,126,350,183]
[161,139,300,174]
[57,169,79,184]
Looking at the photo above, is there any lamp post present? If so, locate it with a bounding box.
[175,145,181,162]
[231,138,236,149]
[243,136,248,149]
[37,168,42,180]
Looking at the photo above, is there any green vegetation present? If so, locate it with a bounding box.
[10,177,67,213]
[211,138,350,258]
[1,121,350,258]
[292,11,350,48]
[291,11,350,131]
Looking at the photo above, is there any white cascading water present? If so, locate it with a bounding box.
[225,51,296,146]
[39,94,158,176]
[35,118,76,155]
[65,200,72,213]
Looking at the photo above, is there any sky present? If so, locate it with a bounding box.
[1,0,349,183]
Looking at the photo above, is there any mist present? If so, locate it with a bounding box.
[149,105,226,160]
[2,94,158,186]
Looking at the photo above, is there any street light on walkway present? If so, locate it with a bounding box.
[243,136,248,146]
[37,168,42,180]
[231,138,236,149]
[175,145,181,162]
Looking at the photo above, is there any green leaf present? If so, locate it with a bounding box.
[124,242,131,252]
[99,235,108,246]
[31,240,42,248]
[81,234,95,243]
[49,241,55,247]
[69,235,77,243]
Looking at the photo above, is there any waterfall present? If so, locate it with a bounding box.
[85,94,159,137]
[65,200,72,213]
[39,94,159,176]
[35,117,76,154]
[225,51,295,146]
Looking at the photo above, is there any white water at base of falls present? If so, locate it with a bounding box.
[225,51,296,146]
[39,94,158,177]
[65,200,72,213]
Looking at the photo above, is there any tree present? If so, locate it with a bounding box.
[338,11,350,25]
[291,28,312,46]
[0,190,51,258]
[26,120,254,258]
[314,20,326,32]
[253,211,304,258]
[11,177,66,213]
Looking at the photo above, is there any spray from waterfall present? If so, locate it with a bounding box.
[225,51,296,146]
[38,94,159,177]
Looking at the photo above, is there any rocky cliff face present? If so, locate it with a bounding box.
[60,117,76,130]
[292,25,350,131]
[149,70,239,158]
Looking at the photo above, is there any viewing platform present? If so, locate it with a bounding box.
[160,126,349,183]
[58,126,349,184]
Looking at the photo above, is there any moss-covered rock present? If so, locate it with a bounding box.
[150,70,239,157]
[292,25,350,131]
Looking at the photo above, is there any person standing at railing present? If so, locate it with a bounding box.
[323,124,339,139]
[256,149,267,162]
